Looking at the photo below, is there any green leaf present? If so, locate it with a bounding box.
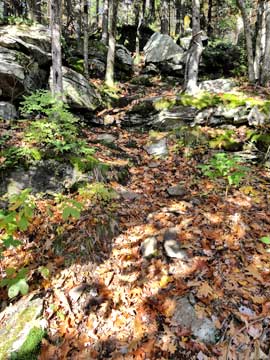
[17,215,28,231]
[260,236,270,245]
[2,236,22,248]
[38,266,50,279]
[8,279,29,298]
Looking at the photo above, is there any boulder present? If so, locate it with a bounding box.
[163,228,188,259]
[143,32,186,76]
[0,46,47,100]
[87,40,133,78]
[49,66,101,112]
[199,78,237,93]
[115,44,133,74]
[0,24,51,65]
[0,295,45,359]
[144,32,184,65]
[0,159,85,196]
[0,102,17,120]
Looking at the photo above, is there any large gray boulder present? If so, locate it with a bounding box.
[0,46,47,99]
[0,24,51,65]
[49,66,101,112]
[0,101,17,120]
[144,32,184,64]
[0,159,85,196]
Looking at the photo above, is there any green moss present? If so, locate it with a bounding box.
[10,327,45,360]
[209,130,242,151]
[178,92,222,109]
[153,98,176,111]
[0,301,43,359]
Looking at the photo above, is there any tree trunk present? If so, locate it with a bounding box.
[175,0,183,37]
[207,0,213,36]
[101,0,109,44]
[260,1,270,86]
[254,0,265,80]
[50,0,63,97]
[184,0,202,94]
[105,0,118,87]
[160,0,169,34]
[96,0,99,26]
[236,0,255,83]
[83,0,89,77]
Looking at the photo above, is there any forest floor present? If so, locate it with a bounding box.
[1,79,270,359]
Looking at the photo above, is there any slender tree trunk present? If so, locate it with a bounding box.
[254,0,265,79]
[160,0,169,34]
[175,0,183,36]
[83,0,89,77]
[105,0,118,87]
[236,0,255,83]
[184,0,202,94]
[50,0,63,97]
[207,0,213,36]
[260,1,270,86]
[101,0,109,44]
[149,0,155,22]
[96,0,99,26]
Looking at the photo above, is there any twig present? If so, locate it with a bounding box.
[225,316,269,360]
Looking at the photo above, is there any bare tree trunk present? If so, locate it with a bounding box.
[236,0,255,83]
[184,0,202,94]
[207,0,213,36]
[83,0,89,77]
[254,0,265,80]
[260,1,270,86]
[101,0,109,44]
[160,0,169,34]
[96,0,99,26]
[105,0,118,87]
[50,0,63,97]
[175,0,183,36]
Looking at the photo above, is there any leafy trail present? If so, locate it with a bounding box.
[1,82,270,359]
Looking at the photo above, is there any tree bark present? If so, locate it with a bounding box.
[50,0,63,97]
[96,0,99,26]
[105,0,118,87]
[83,0,89,78]
[101,0,109,44]
[184,0,202,94]
[160,0,169,34]
[254,0,265,80]
[236,0,255,83]
[175,0,183,37]
[260,1,270,86]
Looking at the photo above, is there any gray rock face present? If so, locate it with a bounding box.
[0,160,84,196]
[0,295,44,359]
[248,106,267,126]
[143,32,185,76]
[0,24,51,65]
[87,40,133,78]
[141,236,158,258]
[199,78,237,93]
[144,32,184,64]
[49,66,101,112]
[0,102,17,120]
[0,46,47,99]
[145,138,168,157]
[163,228,187,259]
[171,296,217,344]
[116,44,133,74]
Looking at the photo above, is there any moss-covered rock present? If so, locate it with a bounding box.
[0,296,44,360]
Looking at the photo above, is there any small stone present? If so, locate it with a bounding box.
[144,138,168,157]
[141,236,158,258]
[167,184,187,197]
[164,239,187,259]
[96,133,117,144]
